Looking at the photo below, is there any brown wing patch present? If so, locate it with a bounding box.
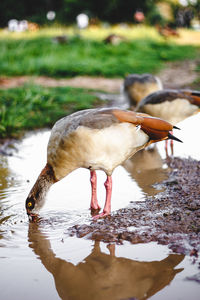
[188,94,200,107]
[112,109,173,131]
[178,90,200,107]
[140,117,173,141]
[112,109,173,142]
[141,116,173,131]
[192,96,200,106]
[112,109,143,124]
[140,125,169,141]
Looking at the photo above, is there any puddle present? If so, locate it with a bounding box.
[0,113,200,300]
[157,112,200,161]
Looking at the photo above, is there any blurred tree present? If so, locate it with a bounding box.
[190,0,200,21]
[2,0,197,27]
[145,2,166,25]
[60,0,157,23]
[170,0,199,27]
[0,0,63,26]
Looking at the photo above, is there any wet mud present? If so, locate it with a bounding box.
[68,156,200,258]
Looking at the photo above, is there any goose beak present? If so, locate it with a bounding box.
[27,210,38,222]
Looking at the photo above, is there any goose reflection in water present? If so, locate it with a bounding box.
[123,147,168,196]
[28,223,184,300]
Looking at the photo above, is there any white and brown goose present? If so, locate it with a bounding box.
[25,108,181,220]
[135,89,200,153]
[136,89,200,123]
[123,73,163,107]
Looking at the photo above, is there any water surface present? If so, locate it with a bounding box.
[0,113,200,300]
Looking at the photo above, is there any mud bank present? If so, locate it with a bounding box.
[0,58,199,92]
[68,157,200,258]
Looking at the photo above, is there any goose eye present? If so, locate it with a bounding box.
[26,197,35,210]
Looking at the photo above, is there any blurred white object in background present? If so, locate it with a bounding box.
[76,13,89,29]
[8,19,18,31]
[18,20,28,32]
[8,19,28,32]
[47,11,56,21]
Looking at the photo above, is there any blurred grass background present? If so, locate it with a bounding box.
[0,25,200,138]
[0,84,98,138]
[0,26,199,77]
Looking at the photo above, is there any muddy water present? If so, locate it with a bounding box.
[0,113,200,300]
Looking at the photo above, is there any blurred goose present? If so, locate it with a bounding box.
[123,73,163,107]
[103,33,126,45]
[135,89,200,154]
[156,24,179,39]
[25,108,181,220]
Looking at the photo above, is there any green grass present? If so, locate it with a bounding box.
[0,36,199,78]
[188,61,200,90]
[1,27,200,139]
[0,84,98,138]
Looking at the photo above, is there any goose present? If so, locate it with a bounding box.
[25,108,181,220]
[135,89,200,154]
[123,73,163,107]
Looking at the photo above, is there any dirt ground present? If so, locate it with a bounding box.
[68,157,200,261]
[158,59,200,89]
[0,59,199,92]
[0,75,122,93]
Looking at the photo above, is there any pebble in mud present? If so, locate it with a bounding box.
[68,157,200,258]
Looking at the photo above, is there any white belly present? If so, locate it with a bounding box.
[144,99,198,125]
[48,123,149,179]
[79,123,148,173]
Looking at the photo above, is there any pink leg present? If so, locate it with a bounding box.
[93,175,112,219]
[165,139,169,157]
[170,130,174,156]
[90,170,101,211]
[165,130,174,156]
